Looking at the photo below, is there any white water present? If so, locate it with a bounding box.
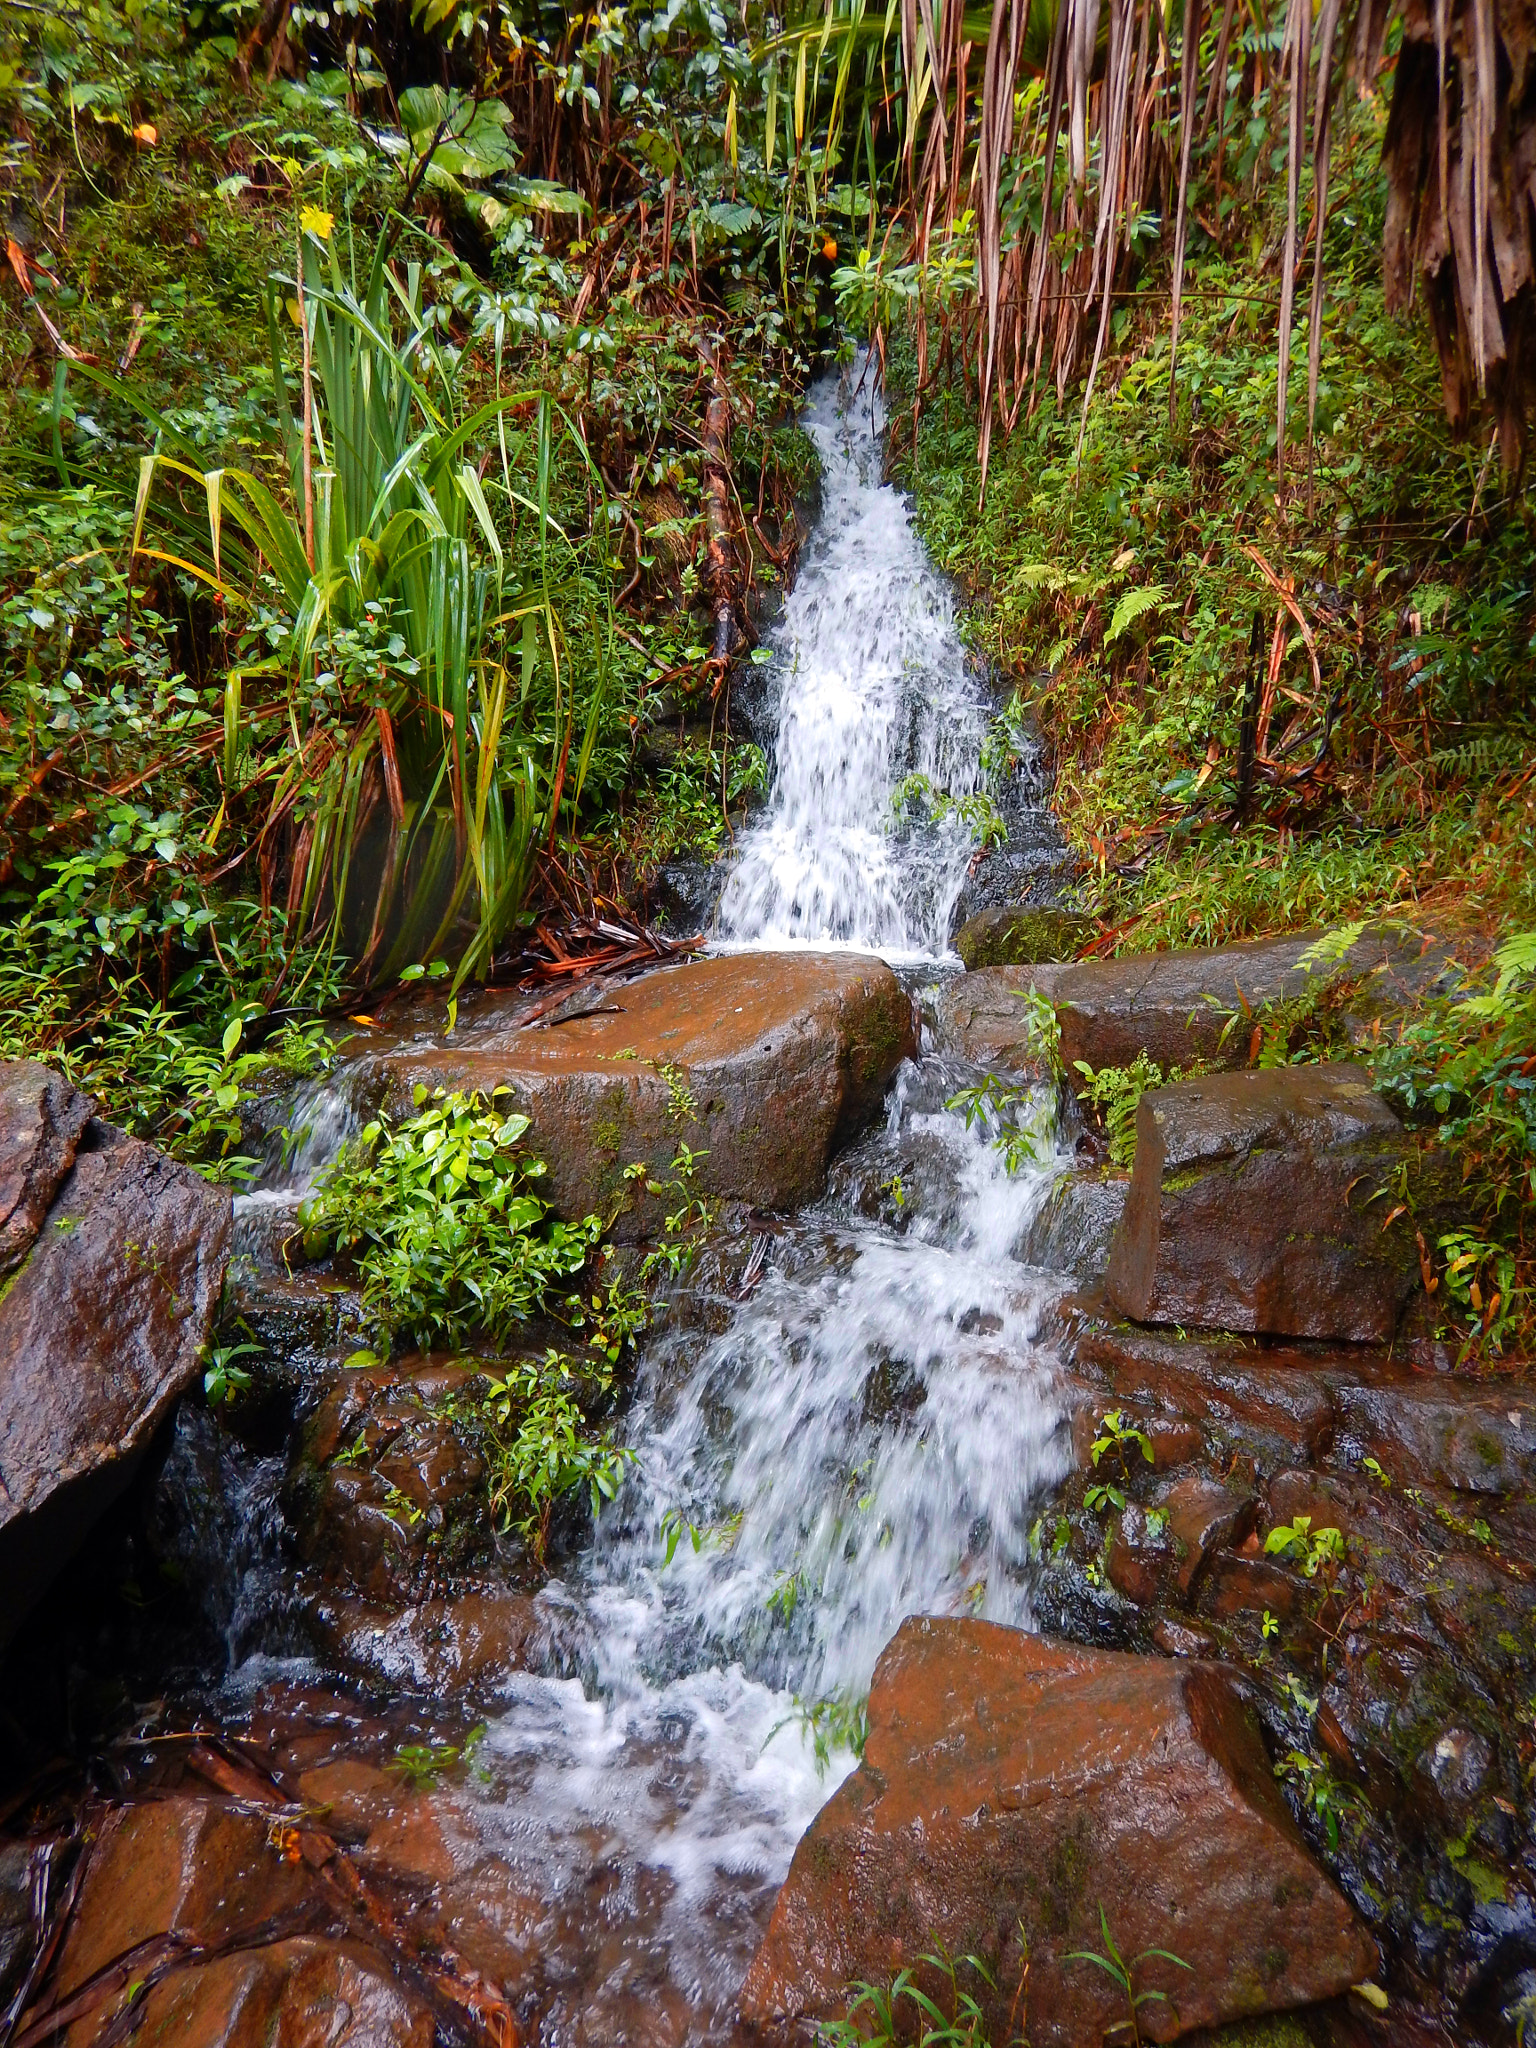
[716,355,991,958]
[230,359,1073,2041]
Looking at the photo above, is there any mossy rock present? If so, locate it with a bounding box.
[953,906,1093,969]
[1195,2018,1315,2048]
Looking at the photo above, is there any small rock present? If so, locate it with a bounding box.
[1160,1471,1258,1597]
[0,1060,93,1277]
[1152,1615,1217,1657]
[952,907,1093,970]
[1019,1169,1129,1281]
[1415,1727,1495,1821]
[740,1616,1377,2046]
[371,952,915,1235]
[1105,1065,1448,1342]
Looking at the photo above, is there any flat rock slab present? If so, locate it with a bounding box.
[1104,1064,1444,1342]
[936,927,1450,1078]
[741,1616,1376,2046]
[371,952,914,1234]
[0,1059,93,1277]
[0,1121,231,1640]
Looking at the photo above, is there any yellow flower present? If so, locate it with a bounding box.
[132,122,157,146]
[300,205,334,242]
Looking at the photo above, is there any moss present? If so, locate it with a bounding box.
[1204,2019,1313,2048]
[954,907,1094,969]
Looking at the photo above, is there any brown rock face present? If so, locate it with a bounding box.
[0,1059,93,1277]
[741,1618,1376,2046]
[0,1121,231,1639]
[1104,1065,1440,1342]
[371,952,915,1234]
[936,928,1449,1078]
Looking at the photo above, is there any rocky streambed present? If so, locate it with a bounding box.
[0,360,1532,2048]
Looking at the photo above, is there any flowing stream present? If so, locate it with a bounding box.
[226,356,1074,2044]
[716,360,991,956]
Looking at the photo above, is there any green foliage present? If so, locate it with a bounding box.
[1274,1750,1367,1856]
[1263,1516,1345,1579]
[1072,1053,1203,1169]
[1091,1409,1154,1478]
[479,1349,634,1562]
[892,772,1007,851]
[1066,1906,1191,2048]
[297,1085,599,1351]
[388,1727,486,1789]
[815,1945,1001,2048]
[946,1071,1055,1176]
[774,1688,870,1777]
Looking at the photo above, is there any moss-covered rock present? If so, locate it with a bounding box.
[952,906,1093,969]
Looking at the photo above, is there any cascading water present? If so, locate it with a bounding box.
[216,355,1074,2042]
[716,357,991,956]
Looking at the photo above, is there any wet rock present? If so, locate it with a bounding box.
[302,1583,557,1697]
[1329,1380,1536,1496]
[1068,1398,1204,1475]
[286,1359,492,1600]
[937,927,1453,1078]
[1019,1169,1129,1281]
[1161,1471,1259,1598]
[371,952,915,1235]
[933,962,1073,1072]
[1415,1728,1495,1825]
[1070,1323,1338,1469]
[111,1937,437,2048]
[44,1797,439,2047]
[1104,1066,1444,1342]
[0,1120,231,1641]
[0,1059,93,1277]
[952,907,1093,971]
[741,1615,1377,2046]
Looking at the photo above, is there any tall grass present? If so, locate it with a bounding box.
[118,217,616,990]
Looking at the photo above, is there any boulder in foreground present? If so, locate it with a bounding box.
[740,1617,1376,2046]
[372,951,915,1234]
[0,1110,231,1640]
[1104,1064,1445,1341]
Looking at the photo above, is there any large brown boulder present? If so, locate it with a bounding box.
[1104,1065,1444,1342]
[0,1117,231,1639]
[741,1617,1376,2046]
[936,927,1450,1078]
[0,1059,92,1277]
[370,952,915,1234]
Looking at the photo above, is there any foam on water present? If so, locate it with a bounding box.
[716,355,991,957]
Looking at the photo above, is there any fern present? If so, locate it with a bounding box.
[1295,920,1368,976]
[1105,583,1167,646]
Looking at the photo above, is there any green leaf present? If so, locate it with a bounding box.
[1105,584,1167,646]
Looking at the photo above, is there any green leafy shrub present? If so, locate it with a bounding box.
[479,1350,634,1561]
[297,1085,599,1351]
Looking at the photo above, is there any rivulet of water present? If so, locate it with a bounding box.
[716,355,991,957]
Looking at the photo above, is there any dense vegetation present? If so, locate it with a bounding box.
[1,0,1531,1345]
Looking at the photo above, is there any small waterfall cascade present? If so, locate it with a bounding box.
[716,356,992,957]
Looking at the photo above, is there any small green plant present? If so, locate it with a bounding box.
[1084,1478,1127,1516]
[387,1726,487,1791]
[816,1944,1000,2048]
[946,1074,1050,1176]
[203,1337,262,1406]
[479,1351,635,1563]
[1066,1905,1191,2046]
[893,773,1007,851]
[297,1086,599,1352]
[1072,1052,1204,1169]
[772,1689,870,1776]
[1263,1516,1346,1579]
[1091,1410,1154,1479]
[1275,1751,1367,1854]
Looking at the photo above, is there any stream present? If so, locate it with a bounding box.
[213,356,1078,2043]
